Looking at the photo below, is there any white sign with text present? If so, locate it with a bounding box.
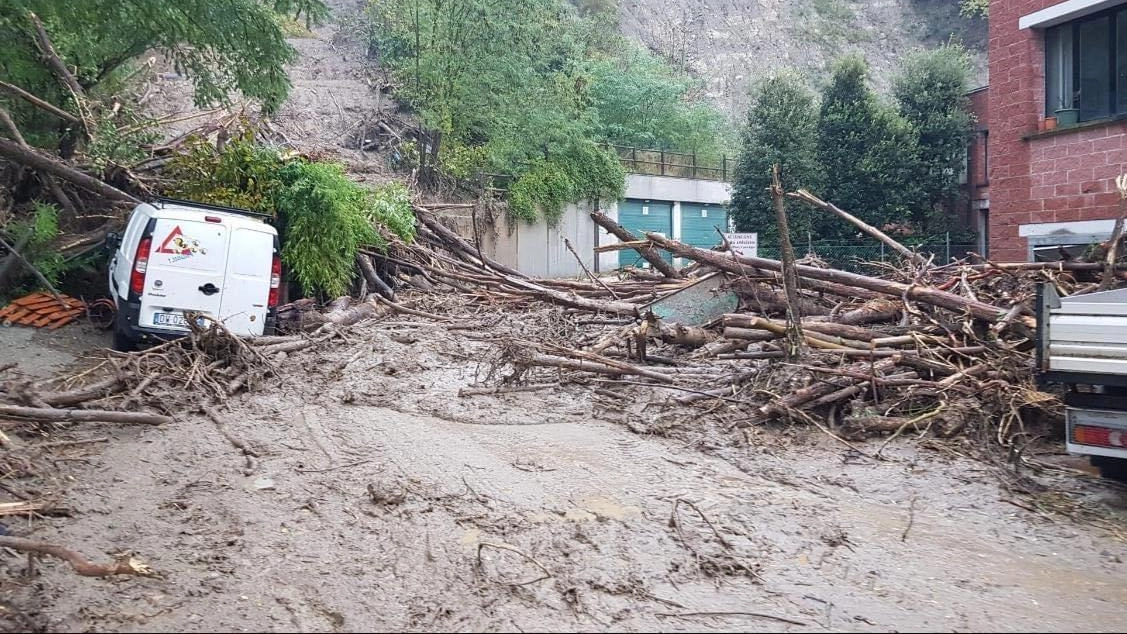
[724,232,758,257]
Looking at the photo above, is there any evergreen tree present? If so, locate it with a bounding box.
[729,73,821,242]
[816,55,919,239]
[893,44,975,230]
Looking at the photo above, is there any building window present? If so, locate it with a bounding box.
[1044,6,1127,122]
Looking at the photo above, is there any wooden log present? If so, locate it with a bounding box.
[415,210,525,277]
[498,274,641,316]
[590,211,681,279]
[523,352,674,383]
[0,80,80,124]
[0,106,76,215]
[836,298,902,325]
[722,314,878,341]
[689,337,750,358]
[717,351,786,360]
[741,358,900,425]
[721,326,780,341]
[771,166,804,358]
[788,189,926,266]
[356,254,395,300]
[543,344,675,382]
[0,138,138,202]
[0,405,170,425]
[817,345,984,358]
[729,278,831,315]
[721,321,853,350]
[0,536,151,577]
[655,320,716,348]
[38,376,122,407]
[802,371,917,411]
[645,234,1005,322]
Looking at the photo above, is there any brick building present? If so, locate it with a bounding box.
[966,85,991,255]
[989,0,1127,262]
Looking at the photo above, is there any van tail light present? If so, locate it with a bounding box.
[129,236,152,295]
[1073,424,1127,449]
[268,255,281,308]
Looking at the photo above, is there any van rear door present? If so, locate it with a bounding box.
[218,227,275,336]
[140,218,229,332]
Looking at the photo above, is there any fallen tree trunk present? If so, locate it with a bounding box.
[722,314,879,341]
[357,254,395,300]
[788,189,926,266]
[521,352,674,382]
[590,211,681,279]
[654,320,717,348]
[0,80,80,124]
[415,210,525,277]
[646,234,1004,322]
[0,138,138,202]
[38,376,123,407]
[836,299,903,325]
[729,278,831,316]
[0,405,170,425]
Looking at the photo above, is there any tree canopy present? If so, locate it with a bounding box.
[730,47,975,245]
[0,0,328,145]
[368,0,732,222]
[728,73,821,243]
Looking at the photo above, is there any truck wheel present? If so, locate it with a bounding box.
[1091,456,1127,483]
[111,314,136,352]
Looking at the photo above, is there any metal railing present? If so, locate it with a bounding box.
[604,144,731,182]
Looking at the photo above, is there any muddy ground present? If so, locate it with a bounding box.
[2,303,1127,633]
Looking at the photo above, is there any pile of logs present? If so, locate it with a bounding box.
[360,195,1127,447]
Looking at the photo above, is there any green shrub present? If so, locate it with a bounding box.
[274,161,416,297]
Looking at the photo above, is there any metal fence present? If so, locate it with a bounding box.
[604,144,731,182]
[755,235,977,274]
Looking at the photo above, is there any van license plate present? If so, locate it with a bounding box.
[153,313,189,328]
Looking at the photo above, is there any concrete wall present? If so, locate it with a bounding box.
[988,0,1127,262]
[489,201,598,279]
[624,174,731,205]
[473,175,734,278]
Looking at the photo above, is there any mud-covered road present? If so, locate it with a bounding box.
[4,314,1127,633]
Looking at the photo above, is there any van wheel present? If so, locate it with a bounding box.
[1091,456,1127,483]
[111,316,136,352]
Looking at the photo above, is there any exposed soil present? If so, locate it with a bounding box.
[2,304,1127,633]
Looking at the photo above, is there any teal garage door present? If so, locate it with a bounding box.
[680,203,728,250]
[617,199,673,267]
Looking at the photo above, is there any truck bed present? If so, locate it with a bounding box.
[1040,285,1127,383]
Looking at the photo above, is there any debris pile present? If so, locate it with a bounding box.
[365,204,1079,451]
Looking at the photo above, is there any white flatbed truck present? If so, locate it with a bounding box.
[1039,283,1127,481]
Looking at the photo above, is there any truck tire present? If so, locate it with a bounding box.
[111,314,135,352]
[1091,456,1127,483]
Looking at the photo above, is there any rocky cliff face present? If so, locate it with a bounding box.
[617,0,987,117]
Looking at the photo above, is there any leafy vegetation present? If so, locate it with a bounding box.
[728,74,822,244]
[367,0,731,223]
[893,44,976,221]
[960,0,988,19]
[730,46,975,243]
[166,131,416,297]
[817,55,921,238]
[0,0,329,146]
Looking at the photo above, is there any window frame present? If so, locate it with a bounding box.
[1044,3,1127,122]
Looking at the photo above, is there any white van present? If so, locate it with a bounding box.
[107,198,281,350]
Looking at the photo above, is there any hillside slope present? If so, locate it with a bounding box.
[618,0,987,117]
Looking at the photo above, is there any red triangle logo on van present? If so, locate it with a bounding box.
[157,226,187,254]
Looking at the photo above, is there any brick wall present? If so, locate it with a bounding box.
[989,0,1127,261]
